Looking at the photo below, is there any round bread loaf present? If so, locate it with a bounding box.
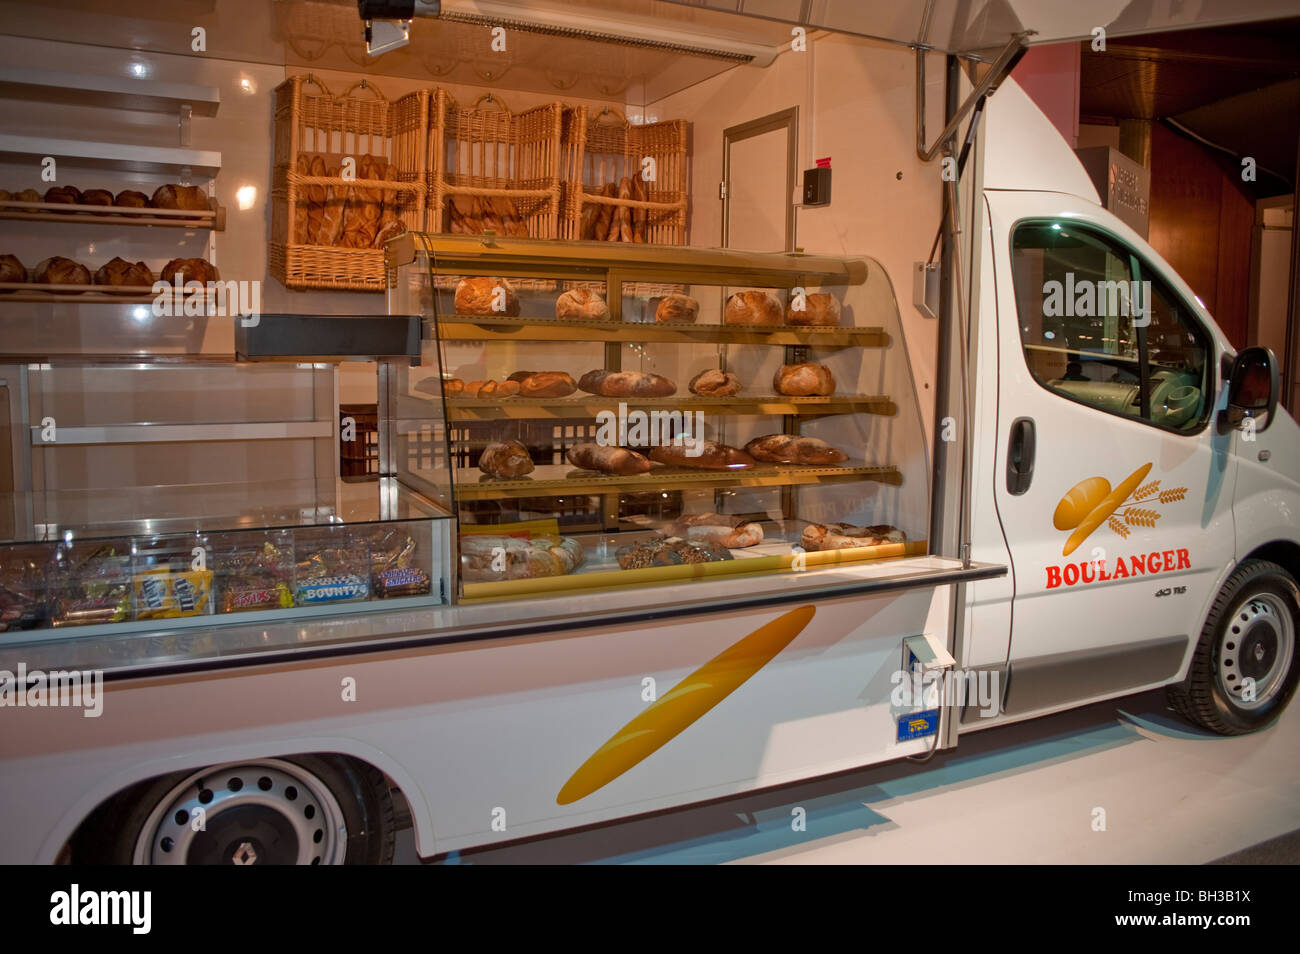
[160,257,219,285]
[0,253,27,288]
[518,372,577,398]
[478,440,534,478]
[0,190,8,202]
[555,287,608,320]
[151,184,209,212]
[773,362,835,396]
[43,185,82,207]
[443,379,465,396]
[454,276,520,316]
[15,189,41,205]
[785,292,841,326]
[688,369,742,397]
[114,189,150,209]
[655,294,699,324]
[33,256,91,292]
[93,256,154,294]
[506,370,537,383]
[724,290,783,328]
[81,189,114,208]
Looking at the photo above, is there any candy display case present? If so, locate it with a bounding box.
[385,232,932,602]
[0,478,452,642]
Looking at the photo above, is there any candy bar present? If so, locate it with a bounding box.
[295,574,369,604]
[220,581,292,614]
[374,566,431,598]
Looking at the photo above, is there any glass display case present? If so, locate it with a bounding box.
[0,479,451,641]
[385,233,931,601]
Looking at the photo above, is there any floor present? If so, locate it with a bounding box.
[393,687,1300,864]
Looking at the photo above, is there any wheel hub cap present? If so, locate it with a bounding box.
[1217,594,1294,710]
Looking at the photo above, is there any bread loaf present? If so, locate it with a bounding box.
[317,165,348,246]
[476,380,500,398]
[578,370,676,398]
[579,197,601,240]
[114,189,150,210]
[688,370,741,397]
[592,182,617,241]
[774,362,835,396]
[461,535,585,580]
[151,184,209,212]
[33,256,91,292]
[518,372,577,398]
[648,441,754,470]
[725,290,783,328]
[566,442,652,475]
[448,195,483,234]
[616,537,733,569]
[443,379,465,396]
[616,177,634,242]
[93,256,154,293]
[0,190,9,201]
[81,189,114,208]
[454,277,520,316]
[800,523,905,552]
[161,258,219,285]
[631,173,648,243]
[15,189,41,205]
[478,440,534,478]
[506,370,537,383]
[655,294,698,323]
[744,434,848,465]
[786,292,841,326]
[665,513,764,548]
[0,254,27,287]
[44,186,82,208]
[339,155,381,248]
[555,287,608,320]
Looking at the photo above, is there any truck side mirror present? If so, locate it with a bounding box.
[1224,346,1279,433]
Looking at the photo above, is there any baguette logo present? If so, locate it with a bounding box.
[557,605,815,804]
[1047,462,1191,589]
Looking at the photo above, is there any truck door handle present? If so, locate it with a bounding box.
[1006,417,1036,495]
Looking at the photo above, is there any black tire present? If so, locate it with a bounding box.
[1167,559,1300,735]
[72,754,396,865]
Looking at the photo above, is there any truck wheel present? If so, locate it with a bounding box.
[1168,559,1300,735]
[74,755,395,865]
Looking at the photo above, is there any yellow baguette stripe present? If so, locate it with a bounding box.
[1062,462,1152,556]
[556,604,817,805]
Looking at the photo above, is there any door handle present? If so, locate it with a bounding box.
[1006,417,1036,495]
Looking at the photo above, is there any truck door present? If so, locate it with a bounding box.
[985,192,1238,717]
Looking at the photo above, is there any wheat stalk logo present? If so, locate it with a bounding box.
[1053,463,1187,556]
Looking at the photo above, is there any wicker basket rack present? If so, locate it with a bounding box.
[561,107,688,246]
[271,75,429,291]
[429,90,564,241]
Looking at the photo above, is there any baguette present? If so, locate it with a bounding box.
[616,177,634,242]
[566,442,652,475]
[317,164,348,246]
[631,173,648,243]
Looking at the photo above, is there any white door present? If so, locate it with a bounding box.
[986,191,1239,717]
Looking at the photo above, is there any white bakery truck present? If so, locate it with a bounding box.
[0,1,1297,864]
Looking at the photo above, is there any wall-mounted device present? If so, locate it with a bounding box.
[802,157,831,206]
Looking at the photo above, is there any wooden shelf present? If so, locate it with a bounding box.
[0,67,219,116]
[0,283,220,304]
[432,393,897,419]
[435,314,889,347]
[454,462,901,501]
[0,199,223,230]
[0,134,220,177]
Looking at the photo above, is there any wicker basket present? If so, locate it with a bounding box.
[561,107,688,246]
[429,90,564,241]
[271,75,429,291]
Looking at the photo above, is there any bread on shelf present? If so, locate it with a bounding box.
[688,369,741,397]
[744,435,848,465]
[0,253,27,287]
[774,362,835,396]
[33,256,91,291]
[151,184,209,212]
[724,290,783,328]
[94,257,154,293]
[160,257,219,285]
[654,293,698,323]
[555,287,608,321]
[786,292,841,326]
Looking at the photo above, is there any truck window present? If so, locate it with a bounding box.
[1010,222,1210,433]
